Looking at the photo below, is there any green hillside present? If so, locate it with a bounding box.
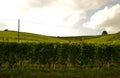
[59,36,101,42]
[0,30,119,44]
[84,32,120,44]
[60,32,120,44]
[0,31,68,43]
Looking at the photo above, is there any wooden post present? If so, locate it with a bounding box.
[18,19,20,42]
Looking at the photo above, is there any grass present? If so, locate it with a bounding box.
[59,32,120,44]
[0,68,120,78]
[0,30,120,44]
[84,32,120,44]
[0,30,120,78]
[0,30,68,43]
[59,35,101,42]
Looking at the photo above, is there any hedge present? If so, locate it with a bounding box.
[0,42,119,70]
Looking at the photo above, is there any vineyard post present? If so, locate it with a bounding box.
[18,19,20,42]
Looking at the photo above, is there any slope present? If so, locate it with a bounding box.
[60,32,120,44]
[0,31,68,43]
[84,32,120,44]
[59,36,101,42]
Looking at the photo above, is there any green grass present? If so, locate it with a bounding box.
[0,68,120,78]
[1,30,120,44]
[84,32,120,44]
[0,31,68,43]
[0,31,120,78]
[59,32,120,44]
[59,35,101,42]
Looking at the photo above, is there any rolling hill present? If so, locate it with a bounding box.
[0,30,119,44]
[59,35,101,42]
[84,32,120,44]
[60,32,120,44]
[0,31,68,43]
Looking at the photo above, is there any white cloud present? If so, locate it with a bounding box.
[28,0,57,8]
[20,0,109,28]
[28,0,109,10]
[0,0,29,19]
[0,0,111,36]
[25,0,109,26]
[83,4,120,33]
[20,24,80,36]
[0,22,7,30]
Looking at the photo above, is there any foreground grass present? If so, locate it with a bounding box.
[0,68,120,78]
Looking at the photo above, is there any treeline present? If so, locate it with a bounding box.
[0,42,119,70]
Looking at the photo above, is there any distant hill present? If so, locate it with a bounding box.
[60,32,120,44]
[0,30,119,44]
[84,32,120,44]
[59,36,101,42]
[0,31,68,43]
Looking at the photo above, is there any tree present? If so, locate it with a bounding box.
[4,29,8,31]
[102,30,108,35]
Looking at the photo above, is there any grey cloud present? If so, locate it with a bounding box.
[73,0,109,10]
[100,13,120,32]
[84,4,120,33]
[98,4,120,33]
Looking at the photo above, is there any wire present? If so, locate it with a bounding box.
[21,20,73,28]
[0,19,73,28]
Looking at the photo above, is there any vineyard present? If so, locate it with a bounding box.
[0,42,119,70]
[0,31,120,77]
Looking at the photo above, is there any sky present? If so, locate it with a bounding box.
[0,0,120,36]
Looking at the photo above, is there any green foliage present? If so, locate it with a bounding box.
[102,30,108,35]
[0,68,120,78]
[0,42,119,70]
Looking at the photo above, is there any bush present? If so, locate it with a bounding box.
[0,42,119,70]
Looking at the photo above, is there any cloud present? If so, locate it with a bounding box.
[22,7,86,26]
[73,0,109,10]
[25,0,109,27]
[28,0,109,10]
[24,0,109,28]
[83,4,120,33]
[0,0,112,36]
[0,23,7,30]
[0,0,29,19]
[0,0,87,36]
[28,0,57,8]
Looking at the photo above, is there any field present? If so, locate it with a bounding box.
[0,31,68,43]
[1,30,120,44]
[60,32,120,44]
[0,68,120,78]
[84,32,120,44]
[0,30,120,78]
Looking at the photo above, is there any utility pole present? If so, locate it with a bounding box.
[18,19,20,42]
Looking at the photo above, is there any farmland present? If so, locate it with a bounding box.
[0,30,120,78]
[1,30,120,44]
[84,32,120,44]
[60,32,120,44]
[0,31,68,43]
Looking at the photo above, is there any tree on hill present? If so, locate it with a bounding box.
[102,30,108,35]
[4,29,8,31]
